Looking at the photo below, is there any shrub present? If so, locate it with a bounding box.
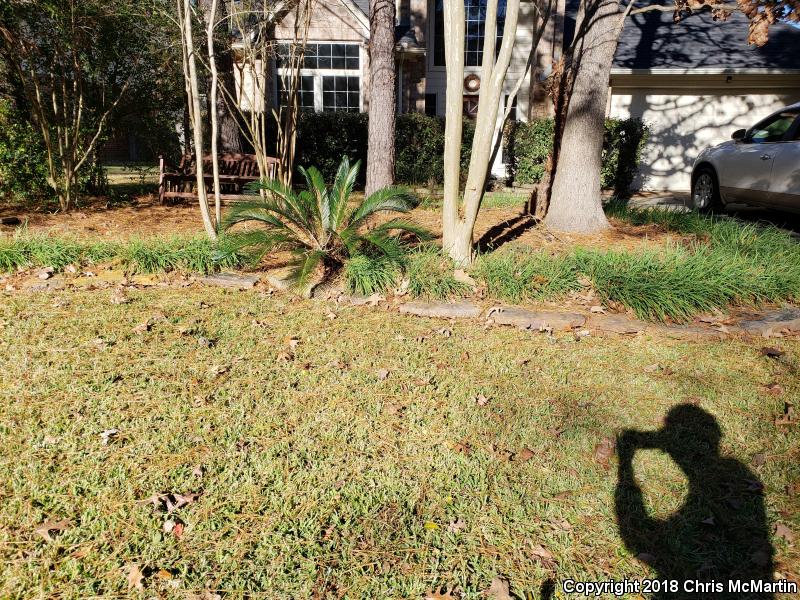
[287,112,476,186]
[224,157,430,293]
[0,100,51,203]
[406,245,471,300]
[505,117,649,196]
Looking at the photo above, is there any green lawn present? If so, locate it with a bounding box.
[0,288,798,598]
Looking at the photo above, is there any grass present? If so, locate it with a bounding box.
[343,254,401,296]
[0,288,797,598]
[419,191,527,210]
[0,233,244,275]
[406,245,471,300]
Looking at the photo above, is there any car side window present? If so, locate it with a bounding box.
[747,111,799,143]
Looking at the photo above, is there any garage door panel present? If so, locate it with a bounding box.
[609,89,800,191]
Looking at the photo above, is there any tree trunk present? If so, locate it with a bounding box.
[365,0,396,197]
[544,0,622,233]
[199,0,242,154]
[442,0,521,266]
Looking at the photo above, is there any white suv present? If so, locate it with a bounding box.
[691,102,800,213]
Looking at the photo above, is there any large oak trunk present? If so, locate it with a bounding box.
[544,0,622,233]
[365,0,397,196]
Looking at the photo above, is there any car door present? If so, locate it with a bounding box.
[767,116,800,212]
[718,110,798,206]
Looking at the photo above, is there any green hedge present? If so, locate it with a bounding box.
[0,100,51,203]
[505,117,649,196]
[292,112,476,186]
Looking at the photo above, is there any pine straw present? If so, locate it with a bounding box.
[0,287,798,598]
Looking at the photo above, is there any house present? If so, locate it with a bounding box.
[608,6,800,190]
[253,0,799,189]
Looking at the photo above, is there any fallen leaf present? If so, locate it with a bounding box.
[760,346,785,358]
[447,518,466,533]
[423,521,440,530]
[132,321,151,335]
[594,437,616,467]
[453,441,471,455]
[163,519,176,534]
[764,382,784,396]
[208,364,230,377]
[529,544,553,560]
[515,447,535,462]
[172,522,184,538]
[197,336,215,348]
[643,363,659,373]
[126,563,144,591]
[376,368,390,380]
[366,292,384,307]
[326,311,337,320]
[34,518,69,542]
[155,569,172,580]
[775,522,795,543]
[437,327,452,337]
[701,515,716,526]
[484,576,512,600]
[752,453,767,468]
[251,319,269,328]
[110,288,129,305]
[192,465,204,478]
[424,586,457,600]
[286,336,300,350]
[100,429,119,445]
[590,305,606,314]
[474,394,490,407]
[276,351,293,363]
[549,518,572,531]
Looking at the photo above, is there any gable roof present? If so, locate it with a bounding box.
[613,6,800,72]
[352,0,369,16]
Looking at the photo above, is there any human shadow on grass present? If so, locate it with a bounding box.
[615,404,774,599]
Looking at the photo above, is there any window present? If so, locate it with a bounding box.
[747,111,799,143]
[433,0,507,67]
[276,43,362,113]
[322,76,361,112]
[277,75,315,112]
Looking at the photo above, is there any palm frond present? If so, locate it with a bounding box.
[348,187,419,227]
[286,248,326,293]
[367,218,434,242]
[331,157,361,230]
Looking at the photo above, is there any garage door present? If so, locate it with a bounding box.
[609,89,800,191]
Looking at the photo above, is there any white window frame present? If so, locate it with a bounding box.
[274,41,365,113]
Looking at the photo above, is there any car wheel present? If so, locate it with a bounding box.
[692,167,722,213]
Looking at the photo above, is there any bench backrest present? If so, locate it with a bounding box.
[176,153,276,178]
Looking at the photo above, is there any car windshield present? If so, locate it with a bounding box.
[747,111,799,143]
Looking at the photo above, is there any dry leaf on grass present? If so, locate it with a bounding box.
[110,287,129,305]
[34,518,69,542]
[775,522,795,543]
[515,448,535,462]
[424,586,457,600]
[453,441,471,455]
[594,437,616,468]
[376,368,390,380]
[143,491,201,514]
[126,563,144,590]
[760,346,785,358]
[763,382,784,396]
[447,518,466,533]
[484,576,513,600]
[474,394,490,407]
[100,429,119,445]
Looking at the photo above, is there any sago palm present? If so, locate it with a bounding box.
[223,157,430,291]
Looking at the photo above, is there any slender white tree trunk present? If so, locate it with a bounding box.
[442,0,521,266]
[180,0,217,239]
[205,0,222,227]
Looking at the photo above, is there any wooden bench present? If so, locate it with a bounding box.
[158,153,278,204]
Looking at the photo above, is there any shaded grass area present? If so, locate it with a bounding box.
[0,289,797,598]
[0,233,244,275]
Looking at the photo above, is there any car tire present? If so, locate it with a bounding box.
[691,167,722,213]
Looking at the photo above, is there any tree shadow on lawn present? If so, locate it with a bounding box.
[615,404,774,599]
